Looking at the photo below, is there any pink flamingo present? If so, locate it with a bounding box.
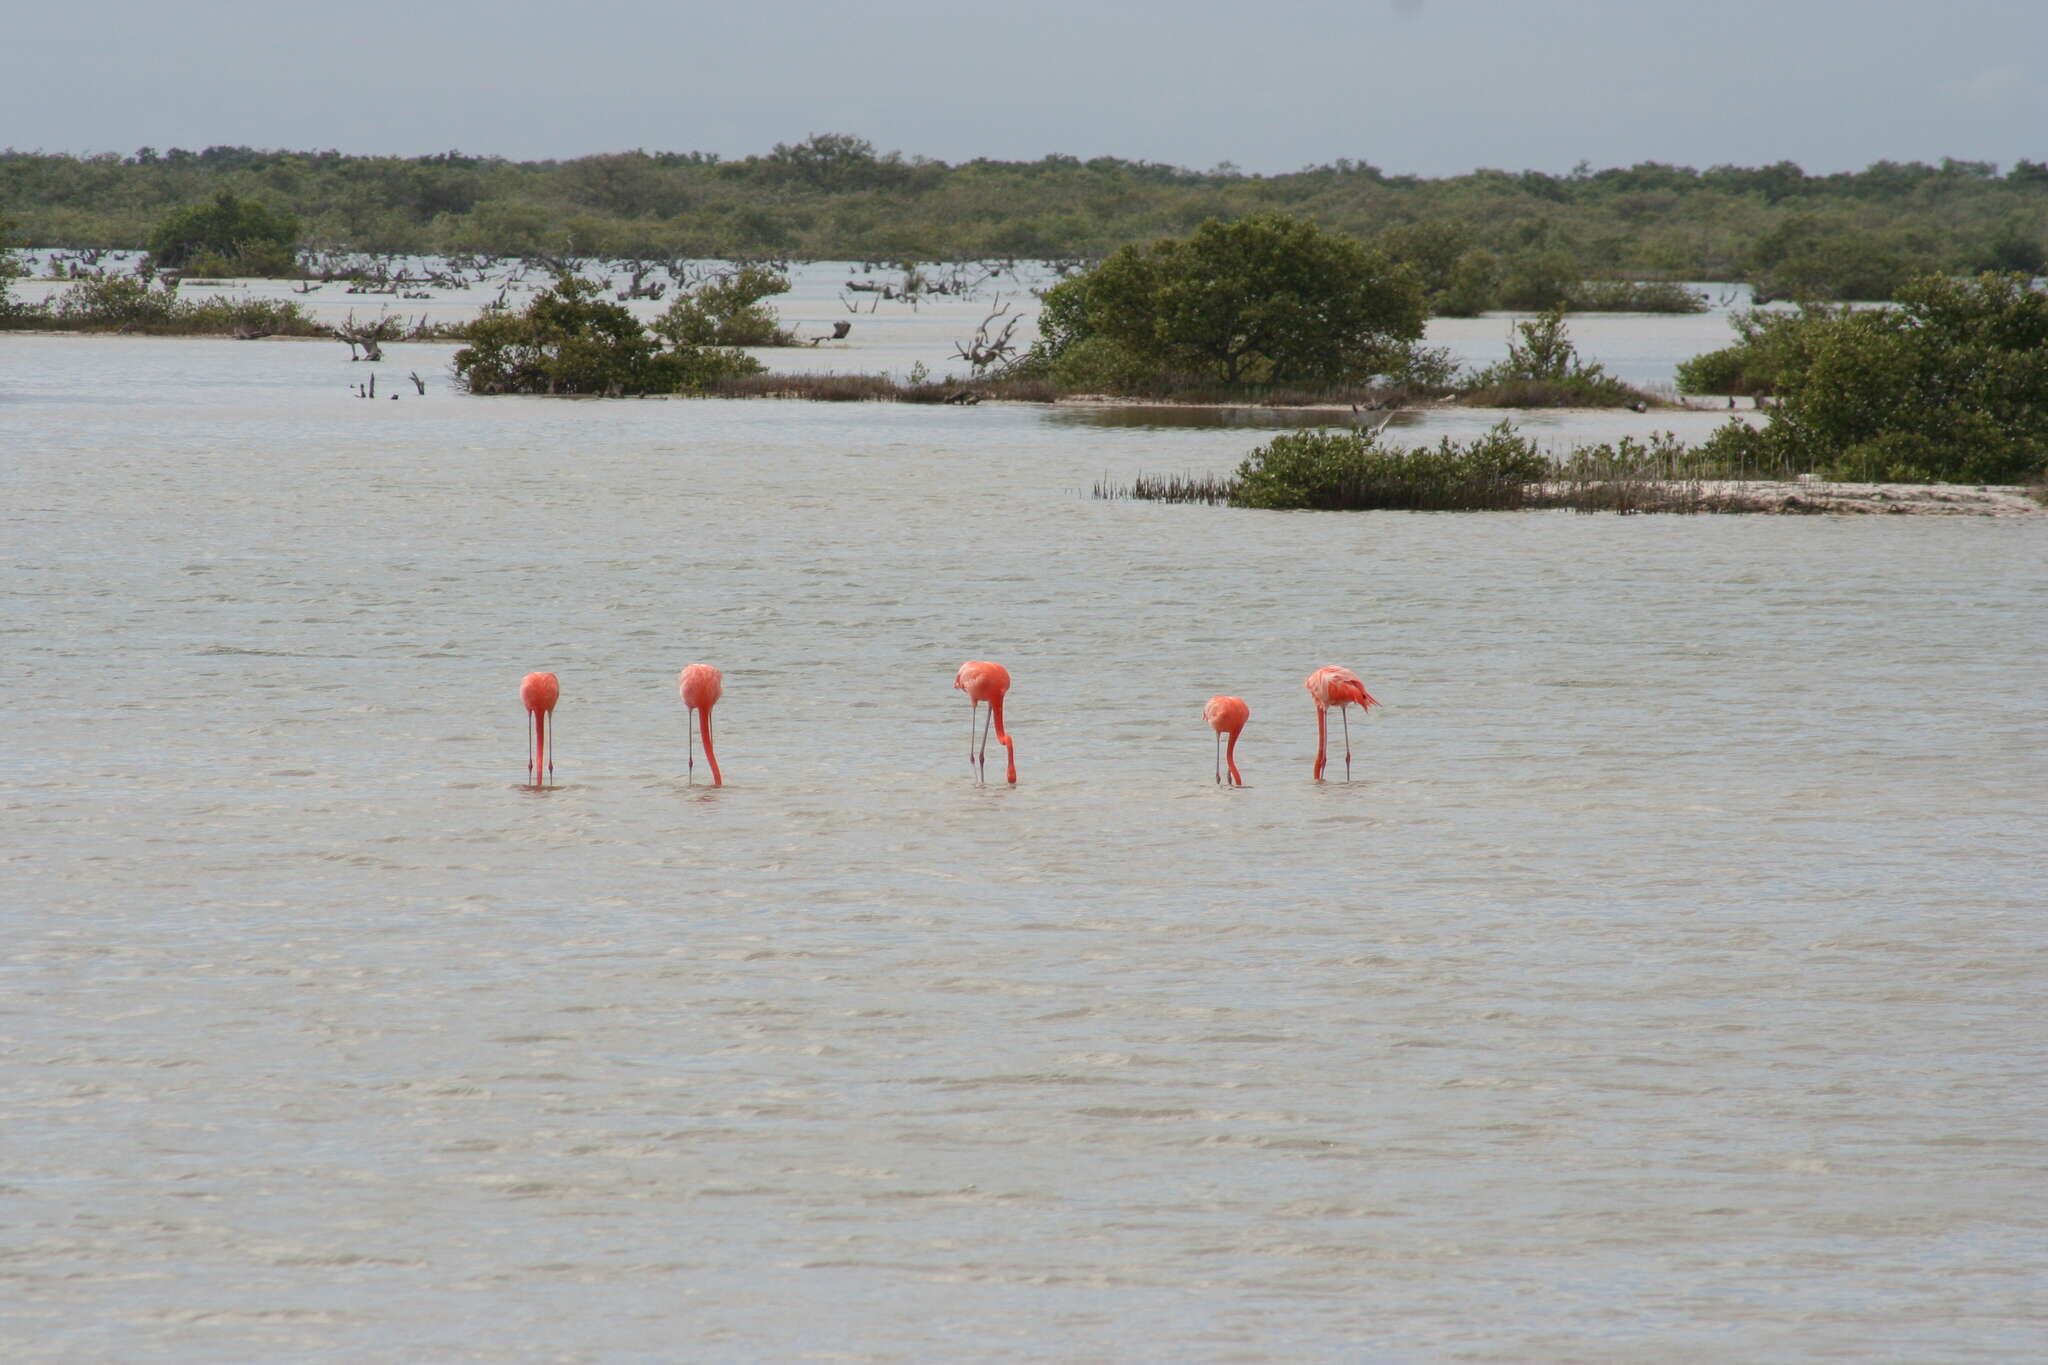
[954,660,1016,784]
[678,664,723,786]
[1204,695,1250,786]
[520,671,560,784]
[1304,665,1380,782]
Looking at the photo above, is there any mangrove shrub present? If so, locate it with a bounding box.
[146,192,301,275]
[1232,421,1548,510]
[1461,305,1650,406]
[1032,212,1426,390]
[1694,272,2048,482]
[652,265,794,347]
[454,275,763,395]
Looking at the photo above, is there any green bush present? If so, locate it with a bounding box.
[1435,248,1500,316]
[454,274,764,395]
[1674,307,1833,396]
[1032,212,1426,390]
[1459,305,1652,406]
[0,273,319,335]
[146,193,300,274]
[1689,272,2048,482]
[1231,420,1548,510]
[652,264,794,347]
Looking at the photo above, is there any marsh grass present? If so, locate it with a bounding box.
[1093,472,1237,504]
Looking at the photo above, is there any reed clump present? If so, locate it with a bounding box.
[1092,472,1237,504]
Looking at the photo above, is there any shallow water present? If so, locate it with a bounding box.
[4,329,2046,1363]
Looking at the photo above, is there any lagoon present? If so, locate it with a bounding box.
[4,308,2045,1362]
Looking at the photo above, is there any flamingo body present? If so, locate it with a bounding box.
[1304,665,1379,782]
[520,671,560,783]
[954,660,1016,784]
[1204,695,1250,786]
[678,664,723,786]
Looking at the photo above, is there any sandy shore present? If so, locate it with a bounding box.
[1531,479,2046,516]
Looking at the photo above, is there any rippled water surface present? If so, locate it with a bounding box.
[4,330,2046,1363]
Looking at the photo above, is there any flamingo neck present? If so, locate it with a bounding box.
[697,707,722,787]
[990,698,1017,784]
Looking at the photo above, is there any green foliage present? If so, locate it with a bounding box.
[1230,420,1548,510]
[0,272,320,335]
[651,265,792,347]
[1553,431,1697,480]
[1745,214,1932,301]
[0,215,23,315]
[7,145,2048,291]
[1566,279,1707,312]
[1496,248,1578,310]
[146,192,300,273]
[1435,249,1499,316]
[1674,306,1834,396]
[1043,212,1425,389]
[453,274,764,395]
[1375,221,1478,312]
[1461,305,1649,406]
[1692,272,2048,482]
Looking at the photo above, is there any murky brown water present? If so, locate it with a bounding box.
[4,313,2045,1362]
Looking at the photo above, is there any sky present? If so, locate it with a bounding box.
[5,0,2044,176]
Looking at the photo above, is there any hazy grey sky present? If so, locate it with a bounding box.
[6,0,2043,174]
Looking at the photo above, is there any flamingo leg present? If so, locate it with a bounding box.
[978,704,995,783]
[968,699,979,773]
[1226,731,1242,787]
[1314,707,1328,782]
[1341,705,1352,782]
[1215,731,1223,784]
[687,706,696,783]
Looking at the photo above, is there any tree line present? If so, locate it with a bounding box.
[4,135,2046,302]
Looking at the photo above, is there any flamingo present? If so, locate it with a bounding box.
[954,660,1016,784]
[1304,665,1380,782]
[678,664,723,786]
[1204,695,1250,786]
[520,671,560,784]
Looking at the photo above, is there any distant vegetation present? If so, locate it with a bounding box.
[4,138,2045,303]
